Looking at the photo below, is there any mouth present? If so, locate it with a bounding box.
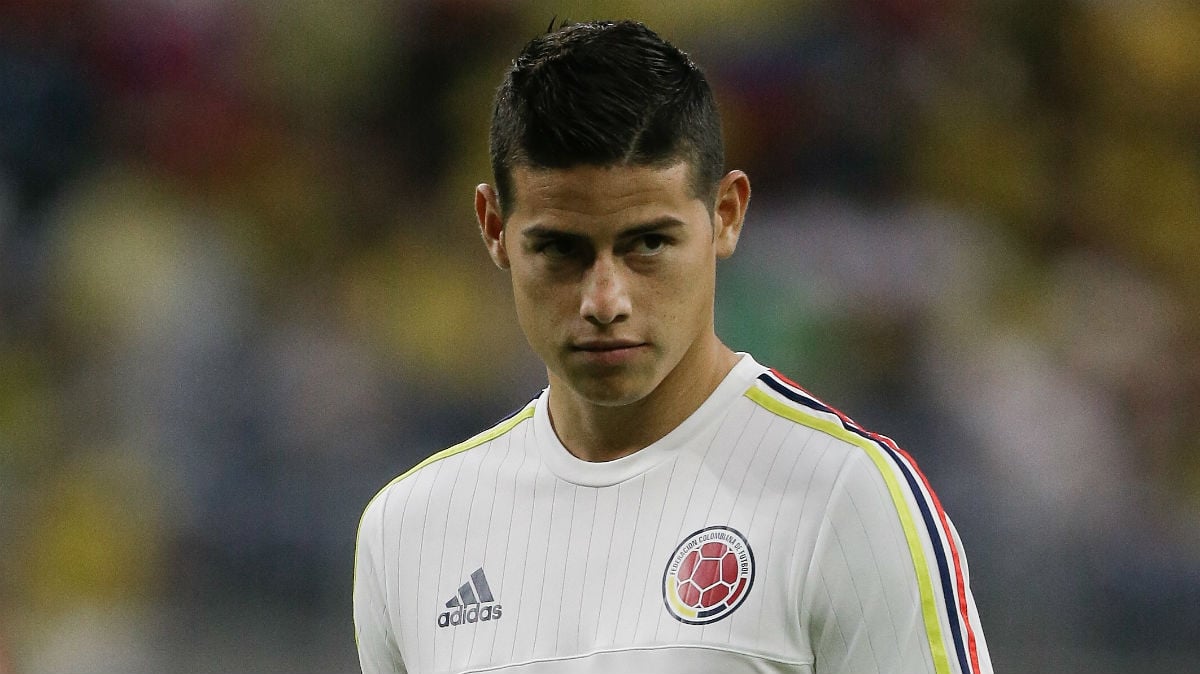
[571,339,646,352]
[569,340,648,365]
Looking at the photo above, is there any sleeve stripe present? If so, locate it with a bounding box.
[880,439,982,674]
[373,397,538,498]
[752,371,981,674]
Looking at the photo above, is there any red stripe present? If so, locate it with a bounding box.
[769,368,816,397]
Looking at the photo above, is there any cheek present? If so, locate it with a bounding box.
[662,253,715,309]
[511,279,542,323]
[514,271,565,313]
[510,271,570,338]
[643,274,712,341]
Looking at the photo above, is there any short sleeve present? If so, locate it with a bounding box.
[354,492,406,674]
[802,448,990,674]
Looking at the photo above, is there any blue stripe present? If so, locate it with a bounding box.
[757,372,973,674]
[757,373,831,414]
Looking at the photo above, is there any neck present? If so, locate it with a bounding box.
[547,337,739,462]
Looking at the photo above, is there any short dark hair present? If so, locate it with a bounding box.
[489,20,725,216]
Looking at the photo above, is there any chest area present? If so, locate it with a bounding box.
[388,456,822,672]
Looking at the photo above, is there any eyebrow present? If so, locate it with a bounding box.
[520,217,686,241]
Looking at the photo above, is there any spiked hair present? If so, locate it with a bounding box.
[488,20,725,216]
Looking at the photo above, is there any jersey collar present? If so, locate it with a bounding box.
[534,353,767,486]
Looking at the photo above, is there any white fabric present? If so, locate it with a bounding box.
[354,354,991,674]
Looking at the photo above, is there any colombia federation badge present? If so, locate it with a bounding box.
[662,525,755,625]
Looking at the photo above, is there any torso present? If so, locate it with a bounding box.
[357,354,981,673]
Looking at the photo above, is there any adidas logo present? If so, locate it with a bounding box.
[437,567,502,628]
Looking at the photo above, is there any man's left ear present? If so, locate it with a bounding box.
[713,170,750,259]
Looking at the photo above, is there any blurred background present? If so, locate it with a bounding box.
[1,0,1197,672]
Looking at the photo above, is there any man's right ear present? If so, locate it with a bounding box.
[475,183,510,270]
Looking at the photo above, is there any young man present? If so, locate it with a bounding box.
[355,20,992,674]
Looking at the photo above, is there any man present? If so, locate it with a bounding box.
[355,20,992,674]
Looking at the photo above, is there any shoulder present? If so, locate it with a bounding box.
[744,368,906,472]
[750,370,990,674]
[741,367,942,521]
[358,398,538,526]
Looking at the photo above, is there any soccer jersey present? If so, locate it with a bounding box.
[354,354,992,673]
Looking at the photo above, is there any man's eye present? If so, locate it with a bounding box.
[538,239,578,259]
[632,234,668,255]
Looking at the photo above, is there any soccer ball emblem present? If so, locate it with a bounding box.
[663,526,754,625]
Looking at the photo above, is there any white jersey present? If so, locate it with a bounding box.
[354,354,992,674]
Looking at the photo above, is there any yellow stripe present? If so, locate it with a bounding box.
[352,401,537,647]
[745,387,953,674]
[362,400,537,516]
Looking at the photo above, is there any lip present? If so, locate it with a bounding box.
[571,339,645,352]
[569,340,648,365]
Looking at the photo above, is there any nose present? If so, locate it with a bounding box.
[579,254,631,326]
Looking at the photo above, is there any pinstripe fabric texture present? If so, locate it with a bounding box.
[354,355,992,674]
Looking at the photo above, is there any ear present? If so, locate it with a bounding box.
[476,183,510,269]
[712,170,750,259]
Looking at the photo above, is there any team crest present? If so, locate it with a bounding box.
[662,525,755,625]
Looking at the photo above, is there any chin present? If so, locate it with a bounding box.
[575,384,649,407]
[567,374,657,408]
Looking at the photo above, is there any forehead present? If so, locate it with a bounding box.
[507,162,705,230]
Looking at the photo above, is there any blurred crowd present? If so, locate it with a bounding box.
[1,1,1197,672]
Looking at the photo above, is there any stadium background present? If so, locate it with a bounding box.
[1,0,1197,671]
